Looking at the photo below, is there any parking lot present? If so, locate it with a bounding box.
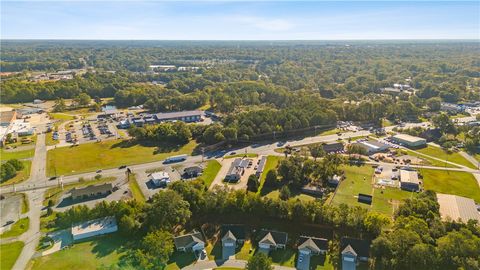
[210,156,261,190]
[0,194,22,232]
[136,164,184,198]
[50,118,121,146]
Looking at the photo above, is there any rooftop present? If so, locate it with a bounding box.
[340,237,370,258]
[71,216,117,236]
[71,183,113,198]
[393,134,426,143]
[155,110,203,120]
[174,231,204,248]
[400,170,419,185]
[0,110,16,125]
[437,193,480,222]
[151,171,170,180]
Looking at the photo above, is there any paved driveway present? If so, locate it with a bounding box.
[296,252,310,270]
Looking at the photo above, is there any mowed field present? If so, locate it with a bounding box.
[197,160,222,187]
[27,234,128,270]
[0,148,35,160]
[0,241,24,270]
[420,169,480,202]
[415,145,477,169]
[46,139,198,176]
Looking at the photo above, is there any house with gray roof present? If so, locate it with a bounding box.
[297,236,329,270]
[174,231,205,253]
[257,230,288,253]
[71,183,113,200]
[221,224,246,259]
[155,110,204,123]
[340,237,371,270]
[224,158,247,182]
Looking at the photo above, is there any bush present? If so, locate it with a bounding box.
[279,185,291,200]
[94,174,102,180]
[247,174,259,192]
[0,162,17,182]
[6,159,24,171]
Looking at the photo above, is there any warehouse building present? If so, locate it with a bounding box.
[355,140,389,154]
[437,193,480,222]
[155,110,204,123]
[399,169,420,192]
[392,134,426,148]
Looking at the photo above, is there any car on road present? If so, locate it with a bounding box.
[49,176,57,180]
[96,169,102,173]
[119,165,127,169]
[229,152,236,155]
[4,220,14,227]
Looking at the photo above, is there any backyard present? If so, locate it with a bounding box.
[0,241,24,270]
[46,139,198,176]
[420,169,480,202]
[26,234,129,270]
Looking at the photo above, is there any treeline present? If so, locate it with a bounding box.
[0,159,24,182]
[371,191,480,270]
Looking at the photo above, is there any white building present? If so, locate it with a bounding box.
[392,134,426,148]
[71,216,118,241]
[151,171,170,187]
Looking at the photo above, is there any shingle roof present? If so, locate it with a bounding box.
[71,183,113,198]
[174,231,205,249]
[222,230,237,242]
[258,230,288,246]
[298,236,328,252]
[221,224,246,240]
[341,245,357,256]
[340,237,370,258]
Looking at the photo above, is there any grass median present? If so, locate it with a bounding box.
[46,139,198,176]
[0,217,29,239]
[0,241,24,270]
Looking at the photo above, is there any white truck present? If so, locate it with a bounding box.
[163,154,188,164]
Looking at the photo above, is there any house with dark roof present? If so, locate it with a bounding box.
[183,166,203,178]
[155,110,204,123]
[224,158,247,182]
[71,183,113,200]
[340,237,371,270]
[257,230,288,253]
[297,236,329,270]
[220,224,246,260]
[255,156,267,177]
[174,231,205,253]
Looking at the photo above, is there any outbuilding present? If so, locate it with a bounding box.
[399,169,420,192]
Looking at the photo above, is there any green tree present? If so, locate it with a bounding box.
[279,185,291,200]
[6,159,24,171]
[53,98,67,112]
[246,253,273,270]
[145,190,191,231]
[0,162,17,182]
[264,170,278,189]
[426,97,442,112]
[309,144,325,161]
[141,230,174,268]
[247,174,259,192]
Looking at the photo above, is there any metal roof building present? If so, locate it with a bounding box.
[437,193,480,222]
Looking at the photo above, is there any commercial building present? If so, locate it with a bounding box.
[183,166,203,178]
[0,110,16,127]
[340,237,370,270]
[256,156,267,177]
[71,216,118,241]
[224,158,248,182]
[391,134,426,148]
[356,140,389,154]
[322,141,344,153]
[71,183,113,200]
[399,169,420,192]
[437,193,480,222]
[151,171,171,187]
[155,110,203,123]
[174,231,205,252]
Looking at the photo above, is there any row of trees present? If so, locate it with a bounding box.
[371,191,480,270]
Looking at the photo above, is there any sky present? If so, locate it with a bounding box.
[1,1,479,40]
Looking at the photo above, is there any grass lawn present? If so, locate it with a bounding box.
[165,251,196,270]
[0,217,29,239]
[0,148,35,160]
[197,160,222,187]
[265,190,316,202]
[225,153,258,159]
[27,234,129,270]
[311,254,335,270]
[0,241,24,270]
[43,177,116,206]
[45,132,59,146]
[40,212,57,233]
[371,187,416,216]
[128,174,145,202]
[415,145,476,169]
[46,139,198,176]
[3,135,37,148]
[236,240,254,260]
[269,248,297,267]
[0,160,31,186]
[420,169,480,202]
[48,113,76,121]
[21,193,29,214]
[403,149,457,168]
[258,156,282,193]
[332,165,373,210]
[474,153,480,163]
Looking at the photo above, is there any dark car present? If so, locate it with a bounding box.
[49,176,57,180]
[4,220,14,226]
[96,169,102,173]
[119,165,127,169]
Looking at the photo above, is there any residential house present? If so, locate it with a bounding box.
[174,231,205,253]
[297,236,329,270]
[257,230,288,253]
[183,166,203,178]
[224,158,248,182]
[151,171,170,187]
[340,237,371,270]
[220,224,246,260]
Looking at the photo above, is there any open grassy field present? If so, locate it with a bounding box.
[371,187,416,216]
[128,174,145,202]
[46,139,198,176]
[331,165,374,210]
[415,145,476,169]
[0,160,31,187]
[0,217,29,239]
[197,160,222,187]
[258,156,282,193]
[48,113,76,121]
[403,149,458,168]
[265,190,316,202]
[27,234,129,270]
[43,177,116,206]
[420,169,480,202]
[0,241,24,270]
[0,148,35,160]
